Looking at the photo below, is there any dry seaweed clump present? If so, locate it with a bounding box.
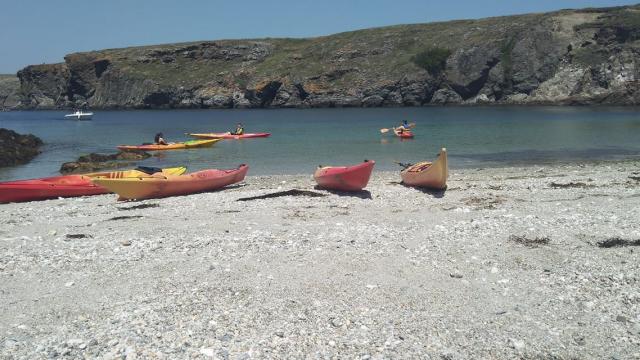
[549,182,594,189]
[597,237,640,248]
[509,235,551,248]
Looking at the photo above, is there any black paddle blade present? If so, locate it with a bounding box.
[135,166,163,175]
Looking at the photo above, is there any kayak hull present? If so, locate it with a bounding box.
[0,167,186,204]
[401,148,448,190]
[117,139,220,151]
[396,130,414,138]
[189,133,271,140]
[314,161,375,191]
[92,165,249,200]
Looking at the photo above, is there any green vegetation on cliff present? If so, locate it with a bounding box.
[15,4,640,109]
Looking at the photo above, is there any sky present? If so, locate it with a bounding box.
[0,0,637,73]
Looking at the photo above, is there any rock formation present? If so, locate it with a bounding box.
[59,151,151,174]
[0,128,43,167]
[15,5,640,109]
[0,75,20,110]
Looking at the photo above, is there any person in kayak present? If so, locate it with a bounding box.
[395,120,410,135]
[231,123,244,135]
[154,132,168,145]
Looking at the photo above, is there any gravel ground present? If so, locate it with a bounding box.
[1,161,639,359]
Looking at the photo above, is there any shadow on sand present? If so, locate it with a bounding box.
[314,186,373,199]
[401,183,447,198]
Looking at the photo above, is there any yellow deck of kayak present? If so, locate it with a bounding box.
[84,167,187,179]
[117,139,220,151]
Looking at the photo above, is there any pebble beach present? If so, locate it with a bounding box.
[1,161,639,359]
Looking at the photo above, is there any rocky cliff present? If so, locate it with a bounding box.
[15,5,640,109]
[0,75,20,110]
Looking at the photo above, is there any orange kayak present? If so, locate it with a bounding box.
[0,167,186,203]
[314,160,375,191]
[400,148,448,189]
[92,164,249,200]
[117,139,220,151]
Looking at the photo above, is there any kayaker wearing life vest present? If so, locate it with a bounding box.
[395,120,410,135]
[154,132,168,145]
[231,123,244,135]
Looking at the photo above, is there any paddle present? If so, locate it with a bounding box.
[394,161,413,170]
[380,123,416,134]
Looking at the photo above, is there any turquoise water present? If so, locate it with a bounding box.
[1,107,639,181]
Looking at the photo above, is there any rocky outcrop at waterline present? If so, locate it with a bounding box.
[15,5,640,109]
[0,128,43,167]
[60,151,151,174]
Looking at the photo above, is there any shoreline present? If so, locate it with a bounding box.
[1,160,639,358]
[4,104,640,111]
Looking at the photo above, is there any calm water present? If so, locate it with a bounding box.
[1,107,639,181]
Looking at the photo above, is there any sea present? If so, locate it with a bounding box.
[1,107,639,181]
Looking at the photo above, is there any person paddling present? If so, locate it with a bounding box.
[231,123,244,135]
[154,132,168,145]
[395,120,410,135]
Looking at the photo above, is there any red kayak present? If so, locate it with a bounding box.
[0,167,187,204]
[188,132,271,140]
[0,175,108,204]
[395,130,414,139]
[313,160,375,191]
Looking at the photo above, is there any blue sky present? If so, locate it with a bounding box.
[0,0,636,73]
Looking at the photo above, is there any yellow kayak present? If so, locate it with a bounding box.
[400,148,448,189]
[83,166,187,179]
[117,139,220,151]
[92,164,248,200]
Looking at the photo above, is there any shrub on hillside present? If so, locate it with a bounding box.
[411,47,452,75]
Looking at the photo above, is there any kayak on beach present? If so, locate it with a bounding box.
[314,160,375,191]
[117,139,220,151]
[91,164,249,201]
[400,148,448,189]
[188,132,271,140]
[0,167,187,204]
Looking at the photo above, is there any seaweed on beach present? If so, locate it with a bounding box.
[108,215,143,221]
[508,235,551,248]
[237,189,326,201]
[65,233,91,239]
[628,176,640,182]
[549,182,594,189]
[118,203,159,211]
[597,237,640,248]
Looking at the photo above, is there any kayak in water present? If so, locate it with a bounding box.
[188,132,271,140]
[117,139,220,151]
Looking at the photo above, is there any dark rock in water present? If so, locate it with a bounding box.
[60,151,151,174]
[0,128,44,167]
